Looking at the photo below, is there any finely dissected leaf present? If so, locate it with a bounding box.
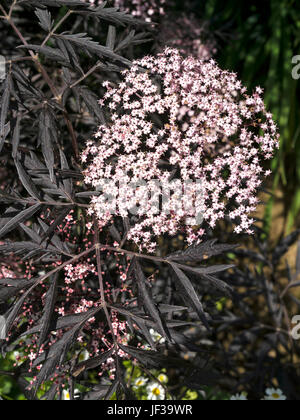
[82,385,112,401]
[24,0,85,8]
[4,277,40,334]
[106,25,116,50]
[20,223,42,243]
[109,304,155,324]
[0,278,31,287]
[88,4,147,26]
[20,308,99,337]
[115,31,152,53]
[179,264,234,275]
[11,116,21,158]
[35,307,101,391]
[168,240,238,263]
[12,65,42,98]
[0,192,30,205]
[24,152,46,171]
[200,274,233,297]
[0,240,62,260]
[118,344,163,368]
[34,306,102,392]
[0,203,42,239]
[114,30,136,52]
[55,33,131,66]
[39,109,56,182]
[35,8,53,31]
[39,207,72,244]
[59,149,73,196]
[15,158,41,200]
[37,273,59,350]
[134,258,171,342]
[171,264,210,330]
[0,76,11,147]
[72,349,114,377]
[34,331,77,393]
[0,206,24,230]
[118,344,190,369]
[78,87,105,123]
[0,278,36,302]
[110,303,189,332]
[56,38,83,73]
[0,123,10,153]
[38,218,71,254]
[158,304,188,314]
[178,264,234,297]
[38,218,70,254]
[18,44,68,64]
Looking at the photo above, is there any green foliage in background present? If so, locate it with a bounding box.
[0,353,25,400]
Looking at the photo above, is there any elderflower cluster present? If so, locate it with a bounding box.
[83,48,279,252]
[85,0,166,21]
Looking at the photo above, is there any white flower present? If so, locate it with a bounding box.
[230,393,248,401]
[62,389,80,401]
[13,351,23,366]
[146,382,165,400]
[77,349,89,363]
[62,390,71,401]
[133,377,148,389]
[149,329,166,344]
[28,352,36,361]
[157,373,168,384]
[264,388,287,401]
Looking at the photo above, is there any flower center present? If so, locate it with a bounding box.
[272,393,280,399]
[153,388,161,396]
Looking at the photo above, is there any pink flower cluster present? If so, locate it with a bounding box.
[85,0,166,21]
[0,265,16,279]
[83,49,279,252]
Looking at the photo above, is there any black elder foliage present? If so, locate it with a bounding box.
[0,0,237,400]
[213,230,300,400]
